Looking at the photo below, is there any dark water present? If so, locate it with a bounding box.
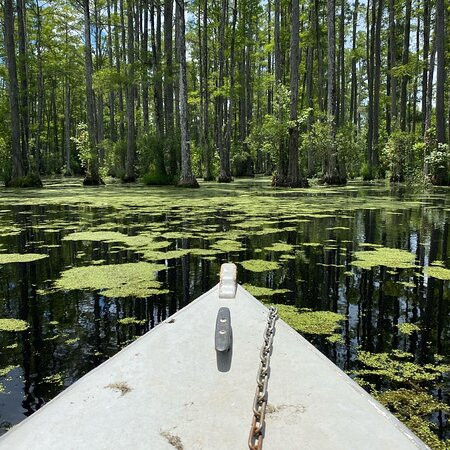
[0,178,448,445]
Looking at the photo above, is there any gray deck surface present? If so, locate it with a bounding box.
[0,284,427,449]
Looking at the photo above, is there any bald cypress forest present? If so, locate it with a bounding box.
[0,0,448,187]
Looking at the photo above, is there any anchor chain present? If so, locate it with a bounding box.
[248,306,278,450]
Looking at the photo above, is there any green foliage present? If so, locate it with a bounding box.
[245,85,292,169]
[275,305,345,336]
[141,171,174,186]
[381,131,417,182]
[71,123,91,170]
[0,137,10,182]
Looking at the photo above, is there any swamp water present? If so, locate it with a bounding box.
[0,178,448,447]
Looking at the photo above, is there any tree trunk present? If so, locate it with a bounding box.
[306,41,315,176]
[35,0,44,173]
[314,0,324,111]
[217,0,231,182]
[366,0,375,177]
[372,0,383,172]
[107,0,117,142]
[164,0,177,176]
[400,0,411,131]
[287,0,308,187]
[388,0,397,130]
[322,0,346,185]
[223,0,237,183]
[176,0,199,187]
[64,76,71,175]
[272,0,287,185]
[3,0,25,184]
[202,0,213,180]
[151,0,167,176]
[124,0,136,182]
[83,0,103,185]
[16,0,29,174]
[421,0,430,136]
[339,0,345,124]
[433,0,447,184]
[350,0,358,127]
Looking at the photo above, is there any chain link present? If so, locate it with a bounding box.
[248,306,278,450]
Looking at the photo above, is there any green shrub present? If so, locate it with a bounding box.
[141,171,174,186]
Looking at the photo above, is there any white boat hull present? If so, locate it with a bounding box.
[0,283,427,449]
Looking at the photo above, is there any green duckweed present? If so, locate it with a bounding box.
[54,262,165,298]
[118,317,147,325]
[211,239,244,252]
[0,318,30,332]
[354,351,449,383]
[352,247,416,270]
[42,373,64,386]
[375,389,450,449]
[0,253,48,264]
[264,243,294,252]
[275,305,345,336]
[424,266,450,280]
[242,284,290,298]
[0,365,18,377]
[240,259,280,272]
[397,323,420,335]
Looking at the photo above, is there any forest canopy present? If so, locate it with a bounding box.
[0,0,448,187]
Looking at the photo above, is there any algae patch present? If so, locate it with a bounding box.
[0,253,48,264]
[275,305,344,336]
[352,247,416,270]
[243,284,290,298]
[240,259,280,272]
[118,317,147,325]
[397,323,420,335]
[0,318,30,332]
[264,243,295,252]
[424,266,450,281]
[54,262,165,298]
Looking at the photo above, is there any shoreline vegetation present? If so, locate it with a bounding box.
[0,0,448,189]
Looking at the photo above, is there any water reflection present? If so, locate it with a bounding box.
[0,179,448,443]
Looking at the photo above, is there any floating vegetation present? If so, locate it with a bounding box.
[118,317,147,326]
[0,253,48,264]
[41,373,64,386]
[240,259,280,272]
[326,334,344,344]
[397,323,420,335]
[210,239,244,252]
[65,338,79,345]
[54,262,165,298]
[140,249,190,261]
[264,243,294,252]
[0,318,30,332]
[0,365,18,377]
[275,305,345,336]
[352,247,416,270]
[375,389,450,449]
[279,254,296,260]
[301,242,322,247]
[354,351,449,384]
[424,266,450,281]
[242,284,290,298]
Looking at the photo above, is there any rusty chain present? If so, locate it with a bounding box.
[248,306,278,450]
